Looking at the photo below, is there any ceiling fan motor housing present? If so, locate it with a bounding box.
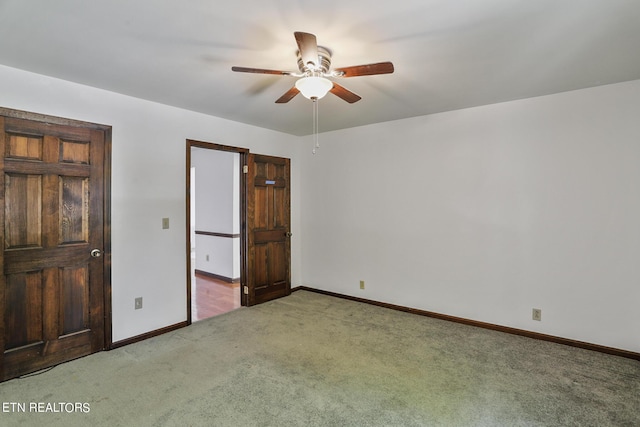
[297,46,332,74]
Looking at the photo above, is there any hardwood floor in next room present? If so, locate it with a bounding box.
[192,273,241,321]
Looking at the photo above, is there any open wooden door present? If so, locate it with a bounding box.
[245,154,291,306]
[0,111,110,381]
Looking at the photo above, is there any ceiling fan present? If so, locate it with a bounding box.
[232,31,394,103]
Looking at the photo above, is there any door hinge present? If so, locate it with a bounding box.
[243,165,248,174]
[243,285,249,295]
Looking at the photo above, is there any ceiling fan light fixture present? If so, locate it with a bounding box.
[295,76,333,100]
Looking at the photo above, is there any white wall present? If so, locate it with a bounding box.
[2,62,638,354]
[0,64,302,342]
[301,79,640,353]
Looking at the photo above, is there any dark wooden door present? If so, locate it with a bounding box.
[0,114,108,381]
[245,154,291,306]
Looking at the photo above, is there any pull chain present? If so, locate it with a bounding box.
[312,97,319,154]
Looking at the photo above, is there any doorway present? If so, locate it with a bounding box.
[186,140,292,323]
[186,141,248,323]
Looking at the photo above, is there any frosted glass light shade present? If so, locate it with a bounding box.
[295,76,333,99]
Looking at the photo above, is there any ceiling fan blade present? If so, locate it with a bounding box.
[333,61,394,77]
[294,32,319,70]
[330,83,362,103]
[275,86,300,103]
[232,66,292,75]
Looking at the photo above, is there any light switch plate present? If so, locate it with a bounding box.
[162,218,169,229]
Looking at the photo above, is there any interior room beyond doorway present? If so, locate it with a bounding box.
[190,146,241,321]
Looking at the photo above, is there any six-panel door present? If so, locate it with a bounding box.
[0,116,106,381]
[246,154,291,305]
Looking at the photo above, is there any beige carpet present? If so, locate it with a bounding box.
[1,290,638,426]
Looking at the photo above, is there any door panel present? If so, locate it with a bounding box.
[246,154,291,305]
[1,114,108,381]
[4,173,42,248]
[4,271,43,349]
[61,266,90,334]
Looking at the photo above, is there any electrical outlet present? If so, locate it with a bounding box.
[532,308,541,321]
[360,280,365,290]
[135,297,143,310]
[206,254,210,262]
[162,218,170,229]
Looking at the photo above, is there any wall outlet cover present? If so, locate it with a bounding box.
[532,308,541,321]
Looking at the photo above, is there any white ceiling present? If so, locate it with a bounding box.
[1,0,640,136]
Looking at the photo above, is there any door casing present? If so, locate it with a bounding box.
[186,140,249,324]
